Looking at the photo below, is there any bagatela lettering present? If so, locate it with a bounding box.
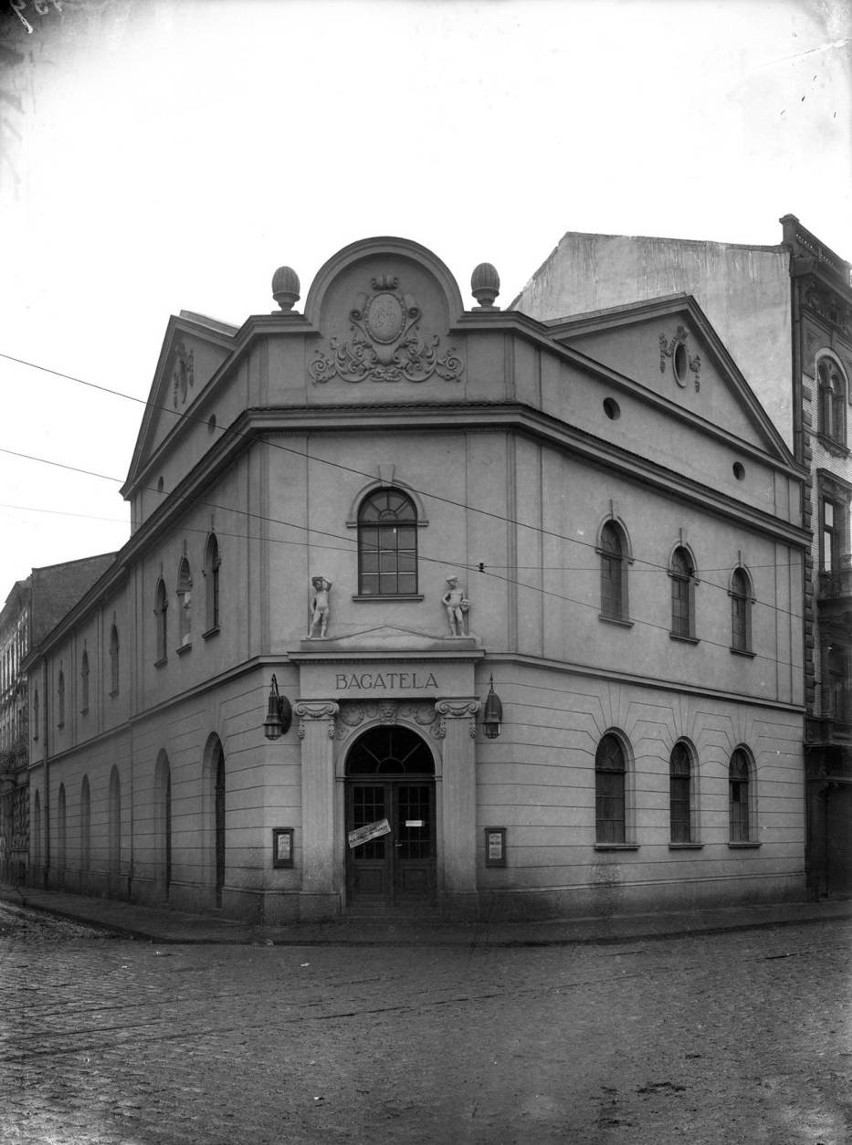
[335,671,439,691]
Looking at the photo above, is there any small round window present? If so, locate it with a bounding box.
[673,341,688,387]
[603,397,621,420]
[733,462,745,481]
[208,414,217,434]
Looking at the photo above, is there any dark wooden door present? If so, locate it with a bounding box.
[346,780,436,906]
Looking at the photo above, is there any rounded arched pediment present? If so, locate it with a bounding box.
[305,237,465,387]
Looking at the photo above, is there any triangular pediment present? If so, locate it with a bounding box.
[122,312,237,496]
[549,295,793,463]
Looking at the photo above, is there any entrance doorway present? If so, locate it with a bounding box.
[345,725,436,908]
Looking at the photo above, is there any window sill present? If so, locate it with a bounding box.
[728,841,761,849]
[669,633,700,645]
[154,657,168,669]
[202,625,220,640]
[352,594,424,603]
[594,843,639,851]
[176,642,192,657]
[730,647,756,658]
[598,614,634,628]
[669,842,704,850]
[815,433,850,458]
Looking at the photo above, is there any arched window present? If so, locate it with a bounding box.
[57,783,67,872]
[33,790,42,869]
[357,488,418,597]
[818,358,846,446]
[669,742,692,843]
[595,733,627,844]
[177,556,192,647]
[154,579,168,664]
[33,688,39,741]
[109,624,120,695]
[670,547,696,639]
[599,520,629,621]
[109,766,121,874]
[80,650,90,714]
[57,669,65,728]
[730,567,752,654]
[204,533,221,633]
[729,748,752,843]
[80,776,91,874]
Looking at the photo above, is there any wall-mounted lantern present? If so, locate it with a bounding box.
[263,674,292,740]
[482,674,503,739]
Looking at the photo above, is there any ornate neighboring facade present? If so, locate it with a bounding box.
[25,237,807,922]
[515,214,852,898]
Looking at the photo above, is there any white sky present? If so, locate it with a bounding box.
[0,0,850,602]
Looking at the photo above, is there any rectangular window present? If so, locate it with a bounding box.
[823,500,837,574]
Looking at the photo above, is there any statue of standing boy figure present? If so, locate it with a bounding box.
[309,576,332,638]
[442,575,470,637]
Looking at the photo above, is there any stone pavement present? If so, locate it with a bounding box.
[1,881,850,945]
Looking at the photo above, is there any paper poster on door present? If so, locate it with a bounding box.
[348,818,392,849]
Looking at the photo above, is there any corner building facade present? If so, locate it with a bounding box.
[27,238,807,921]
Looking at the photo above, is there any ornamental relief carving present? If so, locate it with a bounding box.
[659,326,701,392]
[336,699,442,741]
[803,281,852,338]
[309,275,464,385]
[171,342,194,408]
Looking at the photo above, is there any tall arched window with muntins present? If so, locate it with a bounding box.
[818,358,847,446]
[357,488,418,597]
[670,547,696,639]
[730,567,753,654]
[599,521,628,621]
[595,733,627,844]
[154,579,168,664]
[177,556,192,647]
[109,624,120,695]
[32,688,39,741]
[729,748,752,843]
[669,742,692,843]
[204,533,221,633]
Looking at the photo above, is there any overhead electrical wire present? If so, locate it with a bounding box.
[0,350,808,633]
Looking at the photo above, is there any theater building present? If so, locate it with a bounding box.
[26,236,808,921]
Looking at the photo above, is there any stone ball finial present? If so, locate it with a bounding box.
[471,262,500,309]
[272,266,301,312]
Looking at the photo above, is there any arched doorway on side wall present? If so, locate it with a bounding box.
[154,750,172,899]
[345,725,436,909]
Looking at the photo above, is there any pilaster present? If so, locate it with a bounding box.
[294,699,339,918]
[435,698,480,903]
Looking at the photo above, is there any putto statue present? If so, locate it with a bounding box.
[441,575,470,637]
[309,576,332,638]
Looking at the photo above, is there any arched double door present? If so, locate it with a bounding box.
[345,725,436,908]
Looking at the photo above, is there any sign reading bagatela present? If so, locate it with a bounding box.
[348,818,392,849]
[335,671,438,691]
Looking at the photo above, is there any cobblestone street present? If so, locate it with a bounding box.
[1,902,850,1144]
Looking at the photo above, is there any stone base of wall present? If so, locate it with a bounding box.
[474,871,807,923]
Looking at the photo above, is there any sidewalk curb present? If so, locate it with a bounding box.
[3,884,851,947]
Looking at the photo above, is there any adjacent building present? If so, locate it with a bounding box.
[0,555,115,882]
[515,214,852,897]
[24,236,807,922]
